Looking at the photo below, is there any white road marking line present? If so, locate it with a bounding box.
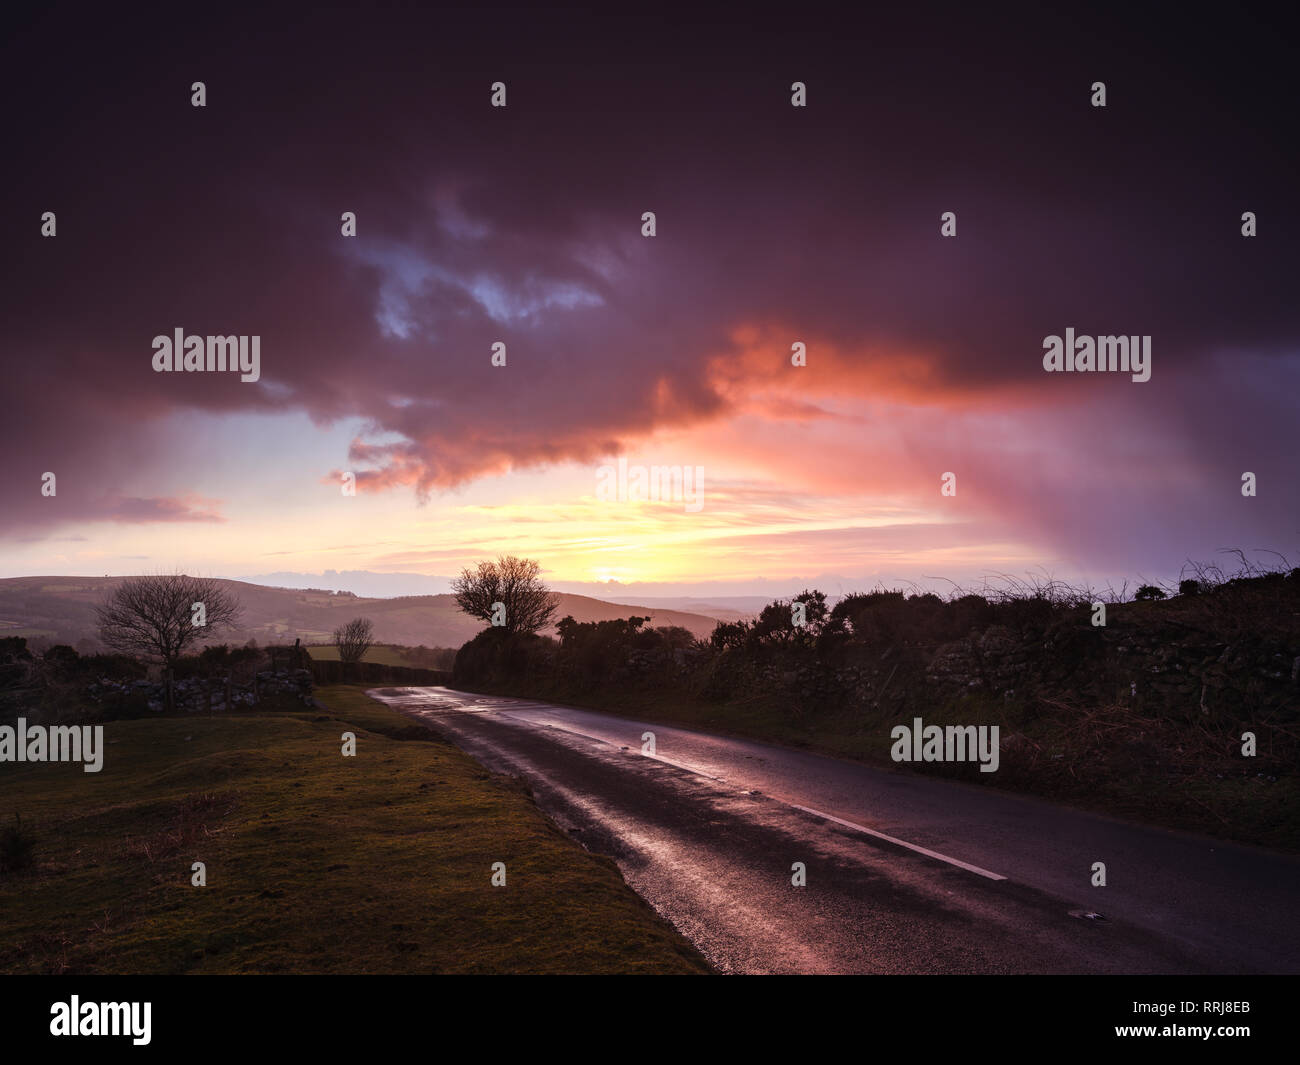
[787,803,1007,881]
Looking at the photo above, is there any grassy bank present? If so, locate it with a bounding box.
[0,685,710,974]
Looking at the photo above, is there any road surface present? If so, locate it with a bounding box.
[367,686,1300,974]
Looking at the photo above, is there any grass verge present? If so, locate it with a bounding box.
[0,684,710,974]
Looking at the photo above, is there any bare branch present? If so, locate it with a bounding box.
[333,617,375,664]
[96,574,242,666]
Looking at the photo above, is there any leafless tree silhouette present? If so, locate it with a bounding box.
[333,617,375,665]
[97,574,242,709]
[451,555,559,636]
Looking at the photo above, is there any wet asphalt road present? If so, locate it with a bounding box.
[367,686,1300,975]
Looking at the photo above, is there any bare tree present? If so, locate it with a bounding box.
[451,556,559,636]
[97,574,242,709]
[333,617,375,666]
[97,574,242,664]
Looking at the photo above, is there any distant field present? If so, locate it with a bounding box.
[306,643,413,666]
[0,685,710,974]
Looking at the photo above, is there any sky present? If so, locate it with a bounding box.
[3,4,1297,599]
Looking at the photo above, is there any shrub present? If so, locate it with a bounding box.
[0,814,36,875]
[453,628,554,686]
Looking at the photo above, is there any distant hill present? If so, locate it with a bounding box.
[600,595,776,622]
[237,570,456,597]
[0,576,725,652]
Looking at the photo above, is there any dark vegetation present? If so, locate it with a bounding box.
[0,636,305,722]
[452,553,1300,852]
[0,814,37,875]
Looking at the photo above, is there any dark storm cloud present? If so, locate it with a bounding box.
[2,4,1296,556]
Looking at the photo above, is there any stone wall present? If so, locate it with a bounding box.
[87,668,314,713]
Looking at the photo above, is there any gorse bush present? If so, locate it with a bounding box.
[452,627,556,687]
